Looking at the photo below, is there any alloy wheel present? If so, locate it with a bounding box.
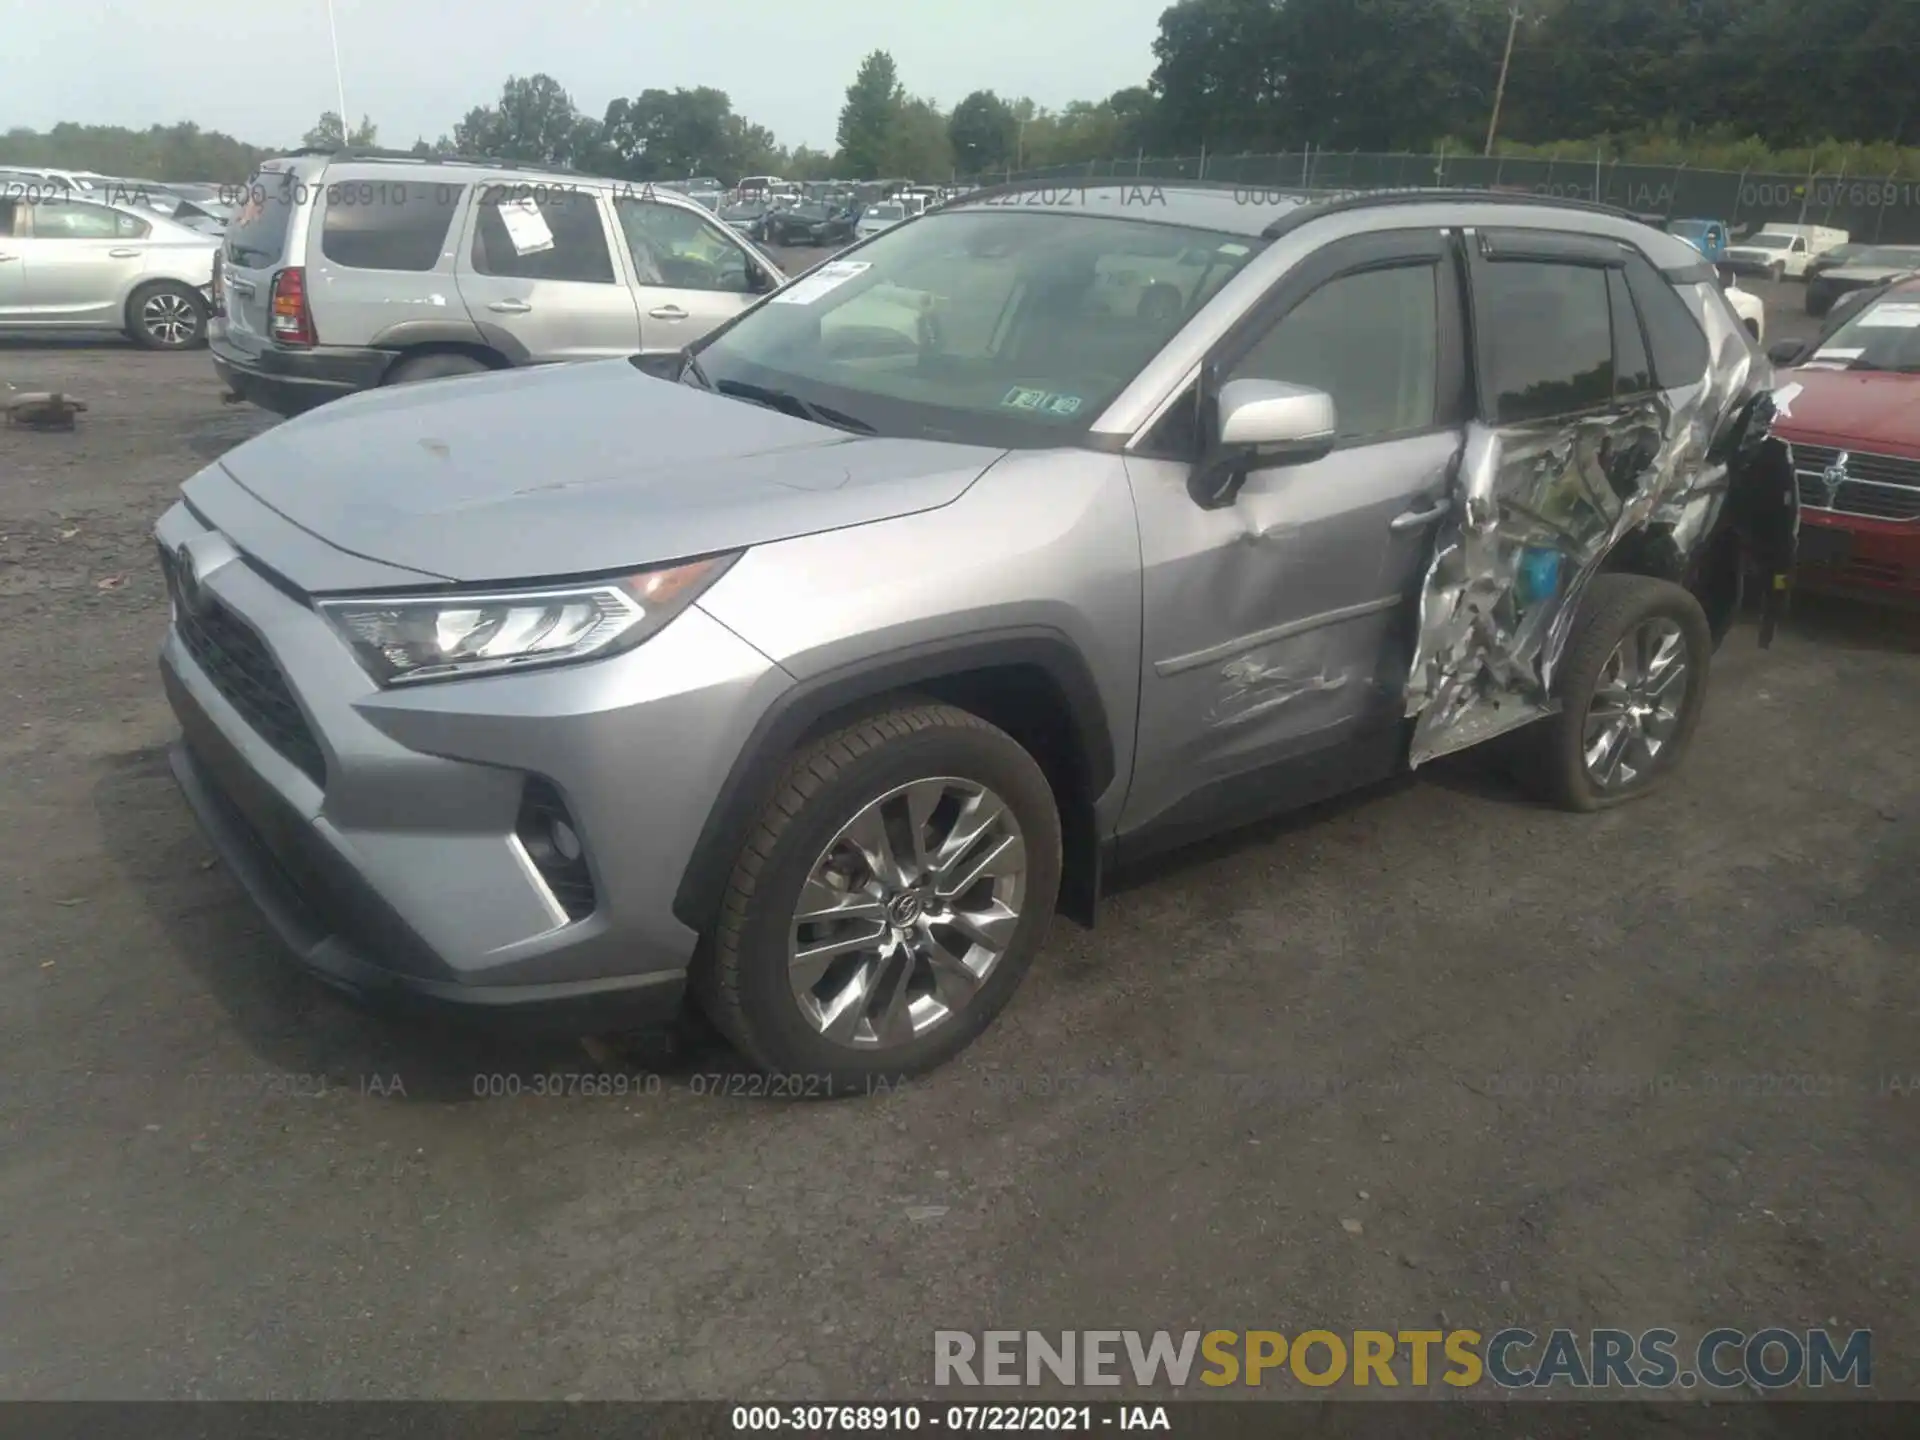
[142,292,198,347]
[788,776,1027,1050]
[1582,617,1690,790]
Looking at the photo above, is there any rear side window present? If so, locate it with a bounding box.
[471,187,615,284]
[1623,255,1711,389]
[320,181,464,272]
[1477,260,1614,423]
[30,199,149,240]
[226,169,297,267]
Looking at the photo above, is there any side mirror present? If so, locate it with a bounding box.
[1189,379,1339,509]
[1767,338,1806,367]
[747,261,778,295]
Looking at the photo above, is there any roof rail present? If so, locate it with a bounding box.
[277,145,589,176]
[1260,186,1643,238]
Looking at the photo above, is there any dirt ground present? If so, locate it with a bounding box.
[2,273,1916,1405]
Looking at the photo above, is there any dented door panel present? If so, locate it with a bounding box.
[1122,430,1459,834]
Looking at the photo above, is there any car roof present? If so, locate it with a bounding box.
[935,180,1675,244]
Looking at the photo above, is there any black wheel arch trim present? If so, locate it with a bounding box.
[367,318,520,366]
[671,627,1116,934]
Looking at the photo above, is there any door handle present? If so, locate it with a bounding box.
[1389,499,1452,533]
[648,305,689,320]
[486,299,532,314]
[108,248,142,258]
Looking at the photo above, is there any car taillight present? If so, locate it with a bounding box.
[209,253,225,317]
[269,266,315,346]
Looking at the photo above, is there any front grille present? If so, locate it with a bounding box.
[1791,443,1920,523]
[160,545,326,787]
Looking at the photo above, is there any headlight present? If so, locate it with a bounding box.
[317,554,737,686]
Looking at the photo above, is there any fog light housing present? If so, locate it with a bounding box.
[516,777,596,922]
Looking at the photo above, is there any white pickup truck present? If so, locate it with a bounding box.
[1722,224,1849,281]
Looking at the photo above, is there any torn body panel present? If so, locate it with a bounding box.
[1405,279,1791,767]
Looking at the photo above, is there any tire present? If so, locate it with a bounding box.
[1517,574,1713,813]
[387,352,491,385]
[126,281,206,350]
[698,702,1063,1092]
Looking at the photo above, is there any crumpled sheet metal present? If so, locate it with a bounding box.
[1405,282,1761,767]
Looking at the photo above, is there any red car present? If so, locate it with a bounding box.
[1772,279,1920,603]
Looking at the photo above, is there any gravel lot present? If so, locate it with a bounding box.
[3,272,1917,1404]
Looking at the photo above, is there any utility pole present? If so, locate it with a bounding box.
[325,0,351,147]
[1485,6,1521,157]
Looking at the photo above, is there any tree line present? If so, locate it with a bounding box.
[3,0,1915,185]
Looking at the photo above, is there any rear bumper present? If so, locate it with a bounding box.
[209,323,391,417]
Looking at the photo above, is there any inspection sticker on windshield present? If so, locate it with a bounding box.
[496,198,555,256]
[1858,303,1920,328]
[1001,386,1048,411]
[1043,393,1083,416]
[772,259,870,305]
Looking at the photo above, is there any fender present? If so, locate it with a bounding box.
[367,317,527,367]
[670,628,1116,934]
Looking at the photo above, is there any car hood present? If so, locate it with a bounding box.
[1825,265,1918,282]
[211,360,1006,586]
[1775,368,1920,458]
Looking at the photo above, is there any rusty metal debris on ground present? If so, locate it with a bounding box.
[6,392,89,431]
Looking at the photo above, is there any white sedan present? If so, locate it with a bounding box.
[0,190,217,348]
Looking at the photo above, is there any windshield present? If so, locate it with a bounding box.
[694,209,1263,446]
[1806,295,1920,373]
[1746,234,1795,250]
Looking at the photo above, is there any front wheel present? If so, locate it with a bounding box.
[698,703,1062,1092]
[127,282,207,350]
[1517,574,1713,813]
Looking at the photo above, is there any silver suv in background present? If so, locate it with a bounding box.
[0,187,217,347]
[210,149,784,416]
[156,186,1795,1087]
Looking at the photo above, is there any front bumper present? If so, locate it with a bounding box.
[155,499,793,1032]
[1795,511,1920,604]
[209,321,392,417]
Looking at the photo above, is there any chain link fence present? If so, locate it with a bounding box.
[978,151,1920,244]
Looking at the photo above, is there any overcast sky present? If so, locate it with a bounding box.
[7,0,1171,150]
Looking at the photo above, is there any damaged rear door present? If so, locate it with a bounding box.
[1120,227,1470,843]
[1405,228,1767,766]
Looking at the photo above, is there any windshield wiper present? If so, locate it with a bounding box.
[681,348,713,390]
[714,379,877,435]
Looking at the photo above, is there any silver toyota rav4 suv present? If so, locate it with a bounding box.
[157,185,1796,1088]
[210,149,784,416]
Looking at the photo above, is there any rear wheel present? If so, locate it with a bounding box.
[127,282,206,350]
[387,352,491,385]
[698,703,1062,1092]
[1518,574,1713,812]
